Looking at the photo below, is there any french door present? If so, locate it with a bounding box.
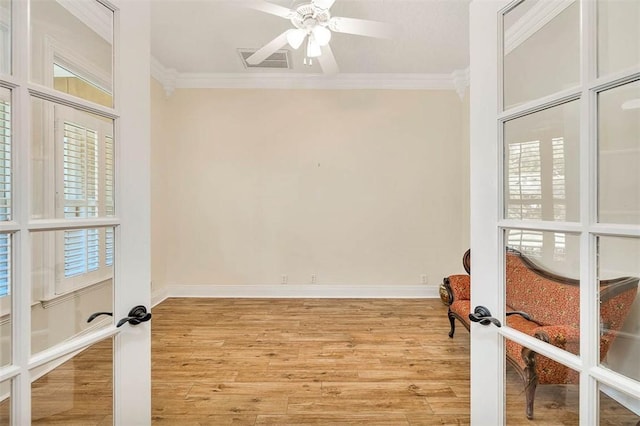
[470,0,640,424]
[0,0,151,424]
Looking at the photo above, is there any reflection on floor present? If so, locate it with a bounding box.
[0,298,637,425]
[0,339,113,425]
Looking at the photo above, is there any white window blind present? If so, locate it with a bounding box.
[54,106,114,294]
[507,140,544,256]
[63,121,100,278]
[63,122,98,219]
[507,138,567,259]
[507,140,542,220]
[0,99,10,297]
[105,135,114,266]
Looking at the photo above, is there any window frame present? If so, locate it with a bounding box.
[53,104,113,296]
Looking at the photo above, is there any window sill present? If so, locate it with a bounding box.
[40,278,111,309]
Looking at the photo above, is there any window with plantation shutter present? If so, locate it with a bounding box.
[0,99,10,298]
[507,138,566,259]
[55,106,113,294]
[105,135,114,266]
[63,122,99,277]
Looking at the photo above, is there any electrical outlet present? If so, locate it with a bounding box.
[421,274,427,284]
[311,274,317,284]
[281,274,288,284]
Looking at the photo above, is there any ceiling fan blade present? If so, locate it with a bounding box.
[243,1,295,19]
[318,45,339,74]
[312,0,337,9]
[246,31,289,65]
[329,16,395,39]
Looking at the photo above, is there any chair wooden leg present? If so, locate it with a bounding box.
[522,347,539,420]
[448,311,456,338]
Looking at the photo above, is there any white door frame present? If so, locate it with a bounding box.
[113,1,151,423]
[469,0,506,422]
[470,0,640,424]
[1,0,151,424]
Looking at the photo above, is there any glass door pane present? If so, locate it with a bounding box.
[597,0,640,77]
[504,102,580,222]
[503,0,580,109]
[599,385,640,425]
[597,236,640,381]
[31,338,113,424]
[30,228,114,355]
[0,0,10,75]
[30,97,115,221]
[505,336,580,424]
[30,0,113,106]
[598,80,640,225]
[0,378,10,423]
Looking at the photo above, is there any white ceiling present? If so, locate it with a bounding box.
[150,0,471,77]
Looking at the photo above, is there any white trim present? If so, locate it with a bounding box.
[0,365,19,383]
[28,217,120,231]
[452,67,470,100]
[150,55,470,95]
[164,284,438,299]
[39,278,110,309]
[150,56,177,97]
[177,72,456,91]
[151,286,168,307]
[28,316,112,380]
[504,0,575,55]
[28,326,119,371]
[149,56,165,83]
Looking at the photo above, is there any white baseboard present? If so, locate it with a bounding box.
[164,284,439,299]
[151,287,169,307]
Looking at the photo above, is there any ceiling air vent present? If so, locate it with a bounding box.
[238,49,292,69]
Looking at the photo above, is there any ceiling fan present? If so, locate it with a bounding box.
[244,0,394,74]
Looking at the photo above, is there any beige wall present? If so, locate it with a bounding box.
[151,79,170,293]
[150,85,470,290]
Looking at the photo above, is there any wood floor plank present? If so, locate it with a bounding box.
[255,414,410,425]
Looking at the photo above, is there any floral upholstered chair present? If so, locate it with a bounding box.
[443,248,639,419]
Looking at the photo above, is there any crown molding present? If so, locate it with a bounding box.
[451,67,470,100]
[151,56,470,98]
[150,56,178,97]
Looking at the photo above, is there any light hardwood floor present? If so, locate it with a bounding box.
[1,298,638,425]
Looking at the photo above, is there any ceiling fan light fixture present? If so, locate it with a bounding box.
[306,36,322,58]
[312,25,331,46]
[286,28,307,50]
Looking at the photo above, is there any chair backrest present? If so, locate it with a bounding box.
[505,248,639,335]
[462,249,470,275]
[505,249,581,327]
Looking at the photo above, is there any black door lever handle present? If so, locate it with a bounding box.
[506,311,532,321]
[117,305,152,328]
[469,305,502,328]
[87,312,113,323]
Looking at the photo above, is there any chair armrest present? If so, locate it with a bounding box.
[533,325,580,353]
[444,275,470,302]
